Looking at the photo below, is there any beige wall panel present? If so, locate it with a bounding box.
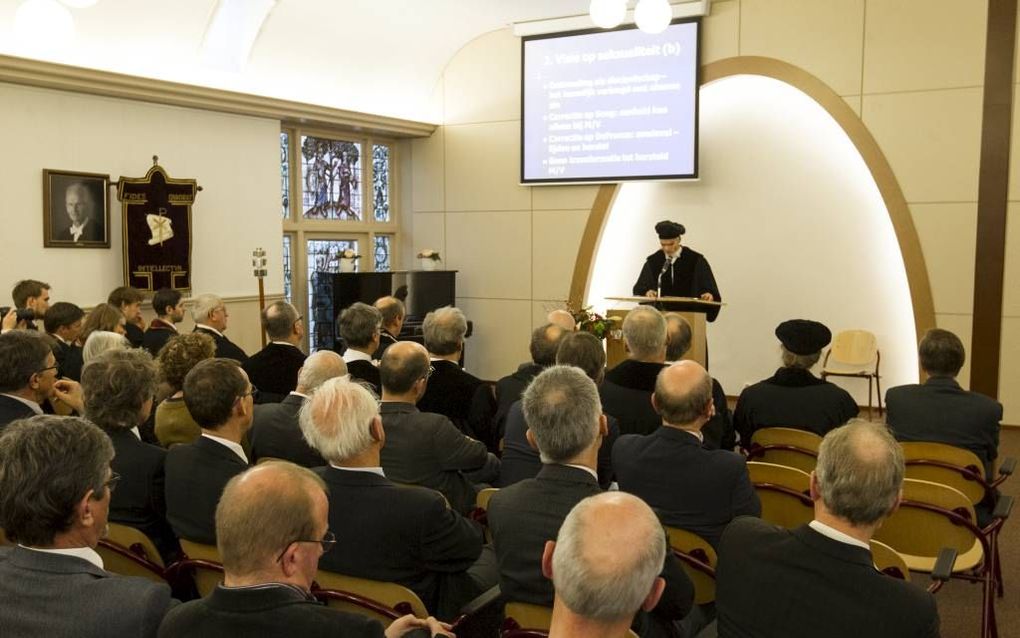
[911,203,977,315]
[739,0,865,96]
[1002,204,1020,316]
[442,29,521,126]
[446,210,532,300]
[444,121,531,212]
[411,128,446,212]
[864,0,987,94]
[411,212,446,265]
[934,313,973,391]
[862,88,983,203]
[702,0,740,65]
[532,184,600,211]
[533,209,590,301]
[999,317,1020,424]
[459,298,533,380]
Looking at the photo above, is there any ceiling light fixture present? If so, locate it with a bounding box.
[589,0,627,29]
[634,0,673,34]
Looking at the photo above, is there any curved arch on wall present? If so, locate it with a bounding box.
[569,56,936,341]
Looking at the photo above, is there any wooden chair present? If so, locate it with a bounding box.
[501,601,638,638]
[747,427,821,472]
[174,538,224,597]
[870,539,956,594]
[314,570,428,626]
[96,523,167,584]
[746,461,814,529]
[820,330,882,417]
[872,478,1013,638]
[665,526,717,606]
[472,487,499,542]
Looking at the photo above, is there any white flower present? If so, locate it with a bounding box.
[342,249,357,259]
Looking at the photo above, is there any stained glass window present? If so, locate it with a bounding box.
[374,235,392,272]
[306,239,358,351]
[282,234,293,304]
[372,144,390,222]
[301,136,362,221]
[281,132,290,219]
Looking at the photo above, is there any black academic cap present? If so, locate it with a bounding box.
[775,319,832,355]
[655,221,686,239]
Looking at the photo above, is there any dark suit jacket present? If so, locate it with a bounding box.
[106,428,180,561]
[379,401,490,515]
[418,359,495,441]
[62,345,85,381]
[125,322,145,348]
[157,583,385,638]
[250,393,325,467]
[0,546,174,638]
[886,377,1002,479]
[314,466,483,611]
[600,359,663,436]
[143,320,178,357]
[346,358,381,394]
[50,336,76,379]
[372,330,399,360]
[492,363,543,440]
[488,464,693,635]
[613,427,760,547]
[716,518,939,638]
[243,342,307,403]
[194,326,248,363]
[57,220,103,243]
[165,435,248,544]
[0,395,39,432]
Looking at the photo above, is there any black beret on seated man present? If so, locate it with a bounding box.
[0,416,175,637]
[243,301,307,403]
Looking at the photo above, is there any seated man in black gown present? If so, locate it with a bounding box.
[600,306,666,436]
[336,302,382,393]
[243,301,307,403]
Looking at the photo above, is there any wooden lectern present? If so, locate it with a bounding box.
[603,296,725,369]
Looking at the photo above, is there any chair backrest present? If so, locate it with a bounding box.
[900,442,987,505]
[828,330,878,367]
[872,479,982,561]
[105,523,166,568]
[665,526,717,605]
[95,523,167,584]
[256,456,285,465]
[869,539,910,582]
[178,538,224,596]
[746,461,810,491]
[315,569,428,625]
[749,427,822,472]
[747,462,814,529]
[476,487,499,511]
[501,602,638,638]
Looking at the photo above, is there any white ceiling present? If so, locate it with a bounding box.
[0,0,599,123]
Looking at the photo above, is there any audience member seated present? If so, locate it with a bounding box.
[716,420,939,638]
[243,301,307,403]
[0,330,83,431]
[301,376,495,619]
[886,328,1002,480]
[165,359,252,543]
[733,319,858,444]
[545,493,668,638]
[492,323,565,444]
[337,302,383,393]
[378,341,499,515]
[81,349,180,562]
[664,312,735,450]
[488,365,693,638]
[499,331,619,489]
[61,302,126,381]
[158,461,448,638]
[600,306,666,436]
[191,294,247,363]
[373,295,406,359]
[416,306,495,442]
[43,301,84,378]
[144,288,186,357]
[0,416,174,636]
[546,308,577,332]
[154,333,216,447]
[613,361,760,548]
[108,285,146,348]
[83,330,130,365]
[250,350,346,467]
[5,279,50,331]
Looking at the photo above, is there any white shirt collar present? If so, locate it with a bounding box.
[271,341,300,349]
[51,333,70,346]
[201,432,249,464]
[289,391,309,399]
[20,544,104,570]
[329,463,386,477]
[158,320,179,332]
[563,463,599,481]
[130,427,141,440]
[342,349,373,364]
[808,520,871,550]
[69,219,90,241]
[196,324,224,338]
[1,393,43,415]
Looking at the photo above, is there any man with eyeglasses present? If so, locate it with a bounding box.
[243,301,307,404]
[0,416,175,637]
[158,461,451,638]
[0,329,84,431]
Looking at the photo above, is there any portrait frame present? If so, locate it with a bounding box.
[43,169,111,248]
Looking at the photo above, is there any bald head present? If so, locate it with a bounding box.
[296,350,347,394]
[374,296,405,333]
[664,313,692,361]
[379,341,430,395]
[547,309,576,332]
[551,492,666,622]
[815,420,904,526]
[262,301,301,342]
[531,323,567,366]
[653,360,713,427]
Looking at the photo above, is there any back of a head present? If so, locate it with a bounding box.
[296,350,347,393]
[151,288,182,316]
[215,462,326,578]
[11,280,48,309]
[0,415,113,546]
[375,296,405,327]
[299,377,379,464]
[553,492,665,623]
[82,330,129,364]
[530,323,566,367]
[0,330,51,393]
[262,301,299,341]
[183,358,247,429]
[338,302,382,348]
[190,293,223,324]
[80,303,124,344]
[918,328,965,378]
[107,286,143,308]
[81,349,158,431]
[547,309,577,332]
[379,341,429,394]
[664,313,692,362]
[522,365,601,464]
[43,302,84,334]
[157,332,216,390]
[816,420,904,526]
[555,331,606,382]
[623,307,666,359]
[653,361,712,426]
[422,306,467,355]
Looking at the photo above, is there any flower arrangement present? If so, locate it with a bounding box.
[417,249,441,261]
[340,248,360,259]
[567,303,619,340]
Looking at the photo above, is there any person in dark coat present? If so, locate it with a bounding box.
[0,330,84,431]
[491,323,565,445]
[43,301,84,379]
[336,302,382,393]
[733,319,858,445]
[143,288,186,358]
[191,293,248,363]
[108,286,146,348]
[372,295,405,359]
[715,421,940,638]
[600,306,666,437]
[632,221,722,322]
[243,301,307,404]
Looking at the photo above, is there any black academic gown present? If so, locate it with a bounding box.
[632,247,722,321]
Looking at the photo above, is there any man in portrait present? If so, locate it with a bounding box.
[56,180,104,243]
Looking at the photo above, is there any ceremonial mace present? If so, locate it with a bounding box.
[252,247,268,347]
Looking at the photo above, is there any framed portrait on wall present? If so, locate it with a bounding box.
[43,169,111,248]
